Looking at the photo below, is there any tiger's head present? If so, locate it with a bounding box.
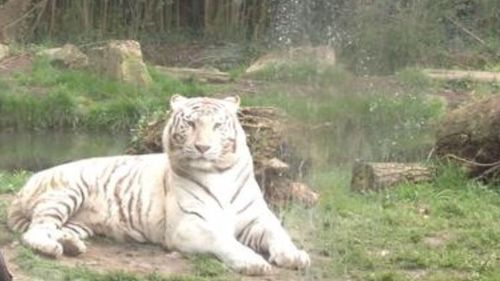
[163,95,245,172]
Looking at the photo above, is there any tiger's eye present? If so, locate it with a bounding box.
[213,122,222,130]
[172,133,184,142]
[187,121,195,128]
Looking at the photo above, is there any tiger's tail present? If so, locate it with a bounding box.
[7,198,30,233]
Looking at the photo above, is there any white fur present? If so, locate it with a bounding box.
[8,96,310,275]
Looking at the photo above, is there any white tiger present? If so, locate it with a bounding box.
[7,95,310,275]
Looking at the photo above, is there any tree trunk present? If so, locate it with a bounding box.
[435,96,500,181]
[0,251,12,281]
[0,0,33,43]
[423,69,500,83]
[351,162,433,192]
[154,65,230,83]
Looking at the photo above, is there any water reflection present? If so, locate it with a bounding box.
[0,131,129,171]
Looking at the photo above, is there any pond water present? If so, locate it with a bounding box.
[0,131,130,171]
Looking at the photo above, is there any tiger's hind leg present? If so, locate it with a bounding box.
[22,187,88,258]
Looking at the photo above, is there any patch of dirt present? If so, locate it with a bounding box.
[2,239,308,281]
[60,240,190,276]
[404,269,428,280]
[422,232,450,249]
[0,54,33,76]
[433,89,474,109]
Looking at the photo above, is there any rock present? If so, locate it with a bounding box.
[246,45,336,74]
[37,44,88,69]
[89,40,152,87]
[0,44,9,61]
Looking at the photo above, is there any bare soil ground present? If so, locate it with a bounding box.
[0,54,32,76]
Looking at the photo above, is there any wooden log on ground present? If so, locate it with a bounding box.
[155,65,230,83]
[351,162,433,192]
[435,96,500,181]
[422,69,500,83]
[127,106,318,207]
[0,251,12,281]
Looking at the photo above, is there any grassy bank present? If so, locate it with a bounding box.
[0,57,206,132]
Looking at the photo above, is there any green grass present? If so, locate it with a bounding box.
[281,164,500,281]
[0,57,207,132]
[1,163,499,281]
[0,170,30,194]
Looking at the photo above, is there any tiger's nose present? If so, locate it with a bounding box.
[195,144,211,153]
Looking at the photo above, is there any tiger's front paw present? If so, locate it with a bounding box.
[22,228,63,258]
[58,232,87,256]
[232,255,273,275]
[269,247,310,270]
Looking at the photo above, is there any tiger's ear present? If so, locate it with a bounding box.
[170,94,187,111]
[224,96,240,108]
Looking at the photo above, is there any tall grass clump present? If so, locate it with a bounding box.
[0,89,78,130]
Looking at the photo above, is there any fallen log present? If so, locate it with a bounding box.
[127,106,318,207]
[351,162,433,192]
[0,251,12,281]
[435,96,500,181]
[155,66,230,83]
[422,69,500,83]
